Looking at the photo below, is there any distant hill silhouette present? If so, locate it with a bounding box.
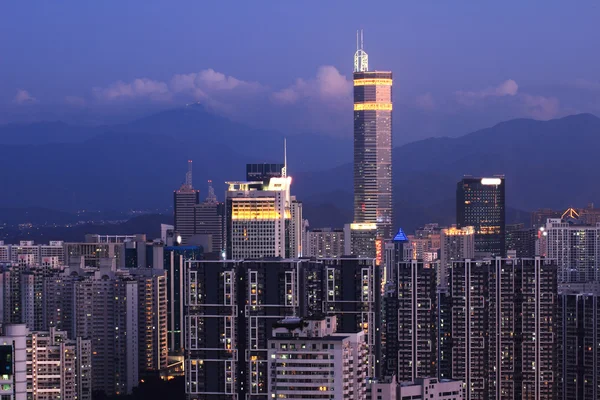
[0,109,598,232]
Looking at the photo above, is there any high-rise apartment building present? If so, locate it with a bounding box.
[456,176,506,257]
[445,258,557,400]
[132,268,168,375]
[164,245,203,355]
[26,328,92,400]
[557,284,600,400]
[184,257,380,399]
[545,218,600,282]
[0,324,28,400]
[184,259,303,399]
[267,316,369,400]
[302,257,382,378]
[352,31,393,241]
[0,241,65,265]
[386,260,438,382]
[82,273,139,396]
[303,227,345,258]
[225,178,302,259]
[440,226,474,287]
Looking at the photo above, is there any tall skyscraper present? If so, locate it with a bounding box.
[174,160,200,244]
[352,30,393,242]
[456,176,506,257]
[303,227,345,258]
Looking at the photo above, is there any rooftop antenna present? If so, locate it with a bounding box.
[206,180,217,203]
[185,160,193,189]
[353,29,369,73]
[282,138,287,178]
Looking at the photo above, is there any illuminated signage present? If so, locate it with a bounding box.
[350,223,377,230]
[353,103,393,111]
[480,178,502,185]
[353,78,393,86]
[375,239,383,266]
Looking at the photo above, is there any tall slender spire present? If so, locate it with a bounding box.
[282,138,287,178]
[206,179,217,203]
[353,29,369,73]
[185,160,193,189]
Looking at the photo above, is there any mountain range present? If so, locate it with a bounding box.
[1,106,599,234]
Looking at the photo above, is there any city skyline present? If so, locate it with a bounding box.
[3,3,600,400]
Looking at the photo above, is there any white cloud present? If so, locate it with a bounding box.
[13,89,38,105]
[456,79,518,105]
[93,78,171,102]
[272,66,351,106]
[521,94,560,120]
[415,93,435,110]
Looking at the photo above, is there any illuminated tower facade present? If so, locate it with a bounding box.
[353,30,393,241]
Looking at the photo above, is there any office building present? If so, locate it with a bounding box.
[164,245,202,354]
[446,258,557,400]
[388,260,438,382]
[303,227,345,258]
[545,218,600,282]
[440,226,474,287]
[225,177,302,259]
[352,31,393,241]
[85,234,146,244]
[246,163,284,183]
[303,257,382,378]
[0,324,28,400]
[267,316,369,400]
[344,223,378,259]
[184,259,303,399]
[26,328,92,400]
[505,226,536,258]
[194,199,225,254]
[64,241,126,268]
[174,160,200,244]
[558,284,600,400]
[456,176,506,257]
[124,239,165,269]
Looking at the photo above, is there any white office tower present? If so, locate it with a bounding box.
[225,177,302,259]
[545,218,600,282]
[27,328,92,400]
[440,226,474,287]
[267,316,368,400]
[304,227,345,258]
[0,324,28,400]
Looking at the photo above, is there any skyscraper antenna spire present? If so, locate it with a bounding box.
[206,179,217,203]
[353,29,368,72]
[282,138,287,178]
[185,160,193,189]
